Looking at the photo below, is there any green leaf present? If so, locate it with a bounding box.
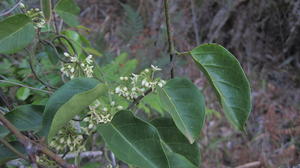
[54,0,80,27]
[151,118,200,167]
[163,150,197,168]
[97,110,169,168]
[16,87,30,101]
[158,78,205,143]
[41,0,52,21]
[0,105,44,138]
[191,43,251,130]
[0,14,35,54]
[0,141,25,165]
[40,78,104,140]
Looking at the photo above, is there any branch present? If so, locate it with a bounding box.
[163,0,175,78]
[0,111,76,168]
[127,89,152,110]
[26,48,56,90]
[0,0,22,17]
[0,80,53,94]
[0,139,28,161]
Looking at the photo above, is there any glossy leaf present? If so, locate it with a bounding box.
[40,78,100,139]
[0,141,25,165]
[0,14,35,54]
[158,78,205,143]
[151,118,200,166]
[97,110,169,168]
[48,83,106,140]
[54,0,80,27]
[41,0,52,21]
[0,105,44,138]
[191,43,251,130]
[163,149,197,168]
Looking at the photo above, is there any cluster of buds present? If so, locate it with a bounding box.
[36,155,59,168]
[82,99,124,133]
[25,8,46,29]
[60,53,94,79]
[49,126,85,153]
[115,65,166,100]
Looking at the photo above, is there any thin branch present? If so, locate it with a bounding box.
[163,0,175,78]
[0,111,76,168]
[0,0,22,17]
[26,48,56,90]
[127,89,152,110]
[0,139,28,161]
[0,80,53,94]
[40,40,72,63]
[190,0,200,45]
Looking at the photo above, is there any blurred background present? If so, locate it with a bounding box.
[1,0,300,167]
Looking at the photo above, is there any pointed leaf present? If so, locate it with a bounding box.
[191,43,251,130]
[158,78,205,143]
[97,110,169,168]
[40,78,101,139]
[54,0,80,27]
[0,105,44,138]
[0,14,35,54]
[151,118,200,166]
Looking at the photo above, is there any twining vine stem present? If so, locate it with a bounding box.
[163,0,175,79]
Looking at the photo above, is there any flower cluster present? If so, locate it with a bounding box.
[60,53,94,79]
[49,125,85,153]
[25,8,46,29]
[115,65,166,100]
[82,99,124,133]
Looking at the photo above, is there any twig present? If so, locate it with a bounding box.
[60,151,103,159]
[0,111,76,168]
[0,139,28,161]
[235,161,261,168]
[163,0,175,78]
[0,0,22,17]
[40,40,72,63]
[26,48,56,90]
[0,80,53,94]
[127,89,152,110]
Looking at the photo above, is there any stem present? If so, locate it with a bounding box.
[0,0,22,17]
[0,80,53,94]
[0,139,28,161]
[126,89,152,110]
[0,111,76,168]
[26,47,56,90]
[163,0,175,78]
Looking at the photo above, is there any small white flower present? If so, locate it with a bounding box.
[70,67,75,73]
[124,77,129,80]
[59,137,64,143]
[19,3,25,8]
[120,77,124,80]
[102,107,108,112]
[151,65,162,71]
[115,86,121,93]
[110,101,115,106]
[64,52,70,57]
[117,106,123,110]
[123,87,128,91]
[144,69,150,73]
[88,123,94,129]
[83,117,89,122]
